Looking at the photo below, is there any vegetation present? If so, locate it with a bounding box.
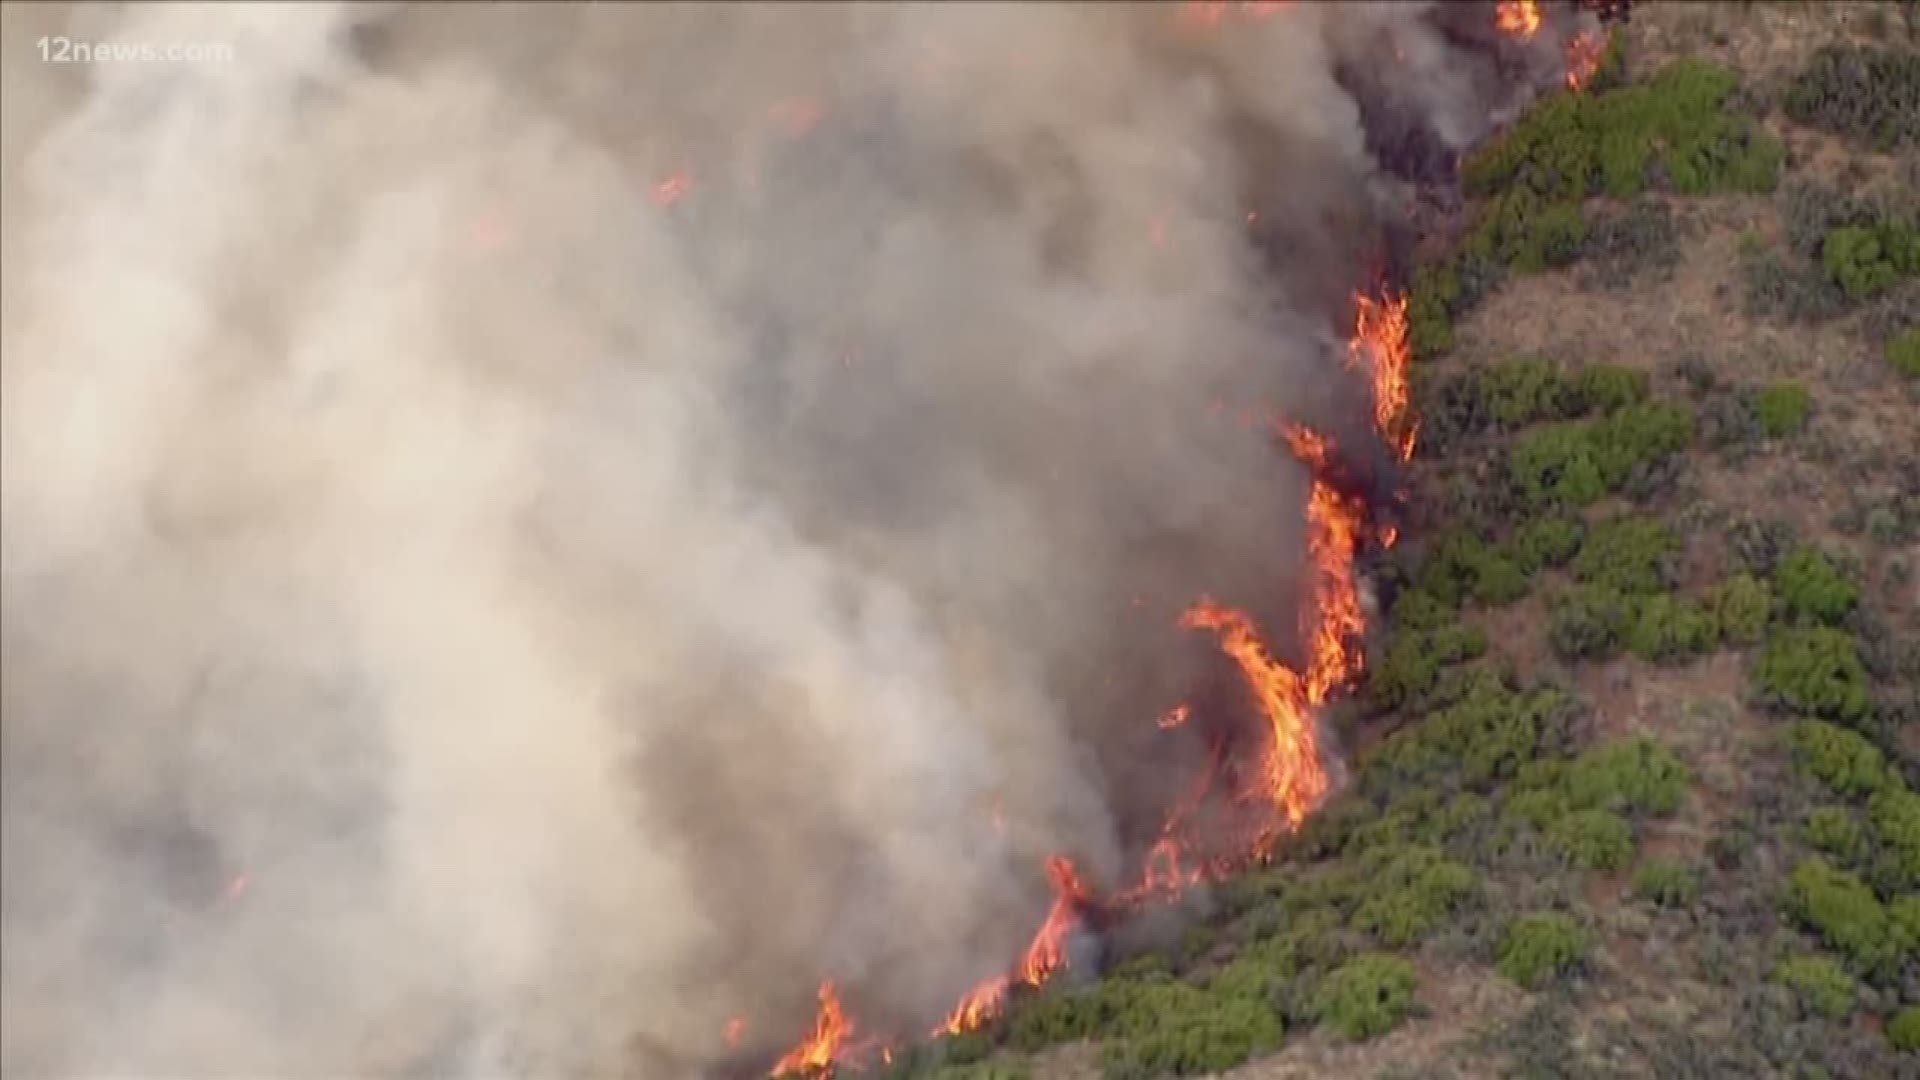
[1889,327,1920,378]
[1771,954,1857,1020]
[1752,382,1812,438]
[1782,44,1920,150]
[1783,858,1913,978]
[1632,859,1699,908]
[1773,546,1860,626]
[930,25,1920,1078]
[1463,60,1780,274]
[1497,914,1588,990]
[1754,628,1871,722]
[1312,954,1419,1041]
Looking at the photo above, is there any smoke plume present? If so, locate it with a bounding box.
[0,3,1569,1076]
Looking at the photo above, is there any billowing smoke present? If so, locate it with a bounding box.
[0,3,1570,1076]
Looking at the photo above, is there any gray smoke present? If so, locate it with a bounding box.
[0,3,1566,1076]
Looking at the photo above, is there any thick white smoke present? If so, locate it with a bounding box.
[0,3,1561,1076]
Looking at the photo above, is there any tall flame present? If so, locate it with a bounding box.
[1495,0,1543,39]
[1281,428,1368,703]
[1349,291,1417,461]
[771,983,852,1077]
[1177,600,1328,829]
[1564,29,1609,92]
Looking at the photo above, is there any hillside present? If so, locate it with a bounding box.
[842,5,1920,1079]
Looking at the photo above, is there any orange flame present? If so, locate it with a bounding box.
[1019,856,1092,986]
[1178,600,1328,828]
[1349,291,1417,461]
[939,977,1010,1036]
[1157,703,1192,730]
[1564,29,1608,91]
[725,1017,748,1047]
[652,171,693,207]
[1280,428,1368,703]
[771,983,850,1077]
[1495,0,1542,39]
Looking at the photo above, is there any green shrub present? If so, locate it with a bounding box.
[1889,1005,1920,1052]
[1461,58,1779,276]
[1549,808,1636,869]
[1569,364,1649,415]
[1510,424,1609,508]
[1548,585,1634,661]
[1626,593,1721,663]
[1632,860,1700,908]
[1789,720,1895,799]
[1824,224,1919,302]
[1409,262,1458,359]
[1710,574,1773,645]
[1096,993,1284,1080]
[1771,955,1857,1020]
[1572,517,1678,595]
[1363,675,1573,794]
[1498,914,1589,989]
[1579,201,1682,292]
[1754,628,1871,722]
[1783,858,1913,977]
[1868,787,1920,892]
[1483,358,1571,428]
[1415,532,1530,608]
[1753,382,1812,438]
[1774,546,1859,626]
[1559,737,1691,817]
[1369,624,1490,713]
[1313,954,1418,1042]
[1782,44,1920,150]
[1507,403,1696,506]
[1347,845,1481,947]
[1890,328,1920,378]
[1805,806,1872,867]
[1743,243,1850,324]
[1512,515,1586,573]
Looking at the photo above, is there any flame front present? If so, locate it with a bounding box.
[1349,291,1417,461]
[1178,600,1329,829]
[1281,428,1368,704]
[1564,29,1608,91]
[768,281,1420,1073]
[1495,0,1542,39]
[772,983,851,1077]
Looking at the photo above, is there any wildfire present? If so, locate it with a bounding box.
[1281,429,1368,703]
[1564,29,1609,91]
[1495,0,1542,39]
[771,983,852,1077]
[725,1017,748,1047]
[652,170,693,207]
[1349,290,1417,461]
[1178,601,1328,829]
[766,269,1427,1074]
[1018,856,1093,986]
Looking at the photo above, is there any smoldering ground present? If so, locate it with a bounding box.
[0,3,1574,1076]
